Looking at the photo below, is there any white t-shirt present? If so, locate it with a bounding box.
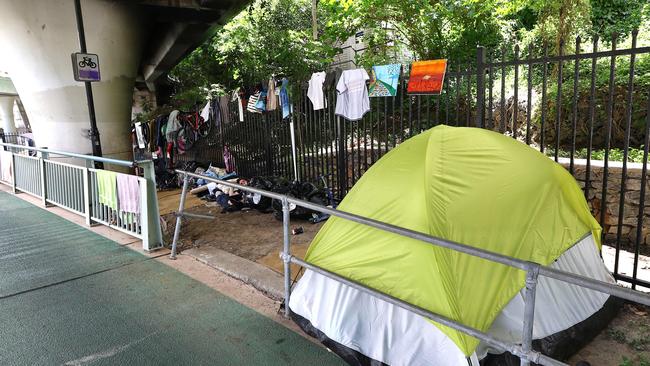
[307,71,327,110]
[200,100,211,121]
[335,69,370,121]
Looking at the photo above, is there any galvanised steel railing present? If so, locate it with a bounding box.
[171,169,650,366]
[0,142,163,251]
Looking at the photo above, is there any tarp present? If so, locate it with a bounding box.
[304,125,601,355]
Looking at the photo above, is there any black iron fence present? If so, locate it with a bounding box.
[179,30,650,289]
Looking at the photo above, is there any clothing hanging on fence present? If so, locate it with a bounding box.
[255,89,267,112]
[307,71,327,110]
[155,115,167,152]
[165,110,181,144]
[280,78,292,119]
[407,59,447,95]
[223,145,235,173]
[369,64,401,97]
[267,77,278,111]
[97,170,118,210]
[211,99,222,128]
[325,67,344,89]
[116,173,140,214]
[149,118,157,153]
[247,92,261,113]
[219,96,231,124]
[335,68,370,121]
[0,150,13,183]
[200,100,211,122]
[233,90,245,122]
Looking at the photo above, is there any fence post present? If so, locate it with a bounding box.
[82,166,91,226]
[336,116,347,198]
[282,197,292,317]
[170,173,189,259]
[475,46,486,128]
[521,264,540,366]
[139,160,164,251]
[39,148,48,206]
[10,152,17,194]
[266,114,274,176]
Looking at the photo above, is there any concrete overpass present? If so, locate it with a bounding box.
[0,0,248,160]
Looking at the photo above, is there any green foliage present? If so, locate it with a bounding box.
[213,0,336,85]
[591,0,646,40]
[320,0,507,65]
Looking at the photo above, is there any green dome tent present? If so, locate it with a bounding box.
[301,125,602,357]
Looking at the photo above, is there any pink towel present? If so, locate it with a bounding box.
[116,173,141,214]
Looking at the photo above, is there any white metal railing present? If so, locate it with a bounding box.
[0,142,163,251]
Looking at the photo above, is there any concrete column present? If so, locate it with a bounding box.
[0,96,17,134]
[0,0,147,162]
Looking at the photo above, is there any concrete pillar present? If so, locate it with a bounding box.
[0,96,17,134]
[0,0,147,161]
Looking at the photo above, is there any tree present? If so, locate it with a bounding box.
[319,0,509,65]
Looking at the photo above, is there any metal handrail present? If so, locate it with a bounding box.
[0,142,136,167]
[171,169,650,366]
[1,142,163,250]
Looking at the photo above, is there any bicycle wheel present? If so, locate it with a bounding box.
[176,127,196,153]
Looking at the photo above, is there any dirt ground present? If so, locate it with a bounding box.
[160,195,323,274]
[569,303,650,366]
[160,189,650,366]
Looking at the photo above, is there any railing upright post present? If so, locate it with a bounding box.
[83,166,91,226]
[282,197,292,317]
[10,152,16,194]
[475,46,486,128]
[336,116,347,198]
[139,160,164,251]
[521,264,540,366]
[170,173,189,259]
[39,148,48,206]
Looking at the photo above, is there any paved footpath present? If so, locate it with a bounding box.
[0,191,343,366]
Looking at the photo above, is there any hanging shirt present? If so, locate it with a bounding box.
[267,78,278,111]
[165,110,181,143]
[280,78,292,119]
[233,90,244,122]
[247,92,260,113]
[219,96,231,124]
[335,69,370,121]
[307,71,327,110]
[369,64,401,97]
[200,100,211,122]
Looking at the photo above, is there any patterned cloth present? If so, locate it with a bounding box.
[280,78,292,119]
[407,59,447,95]
[369,64,401,97]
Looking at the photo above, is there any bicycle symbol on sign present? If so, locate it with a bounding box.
[78,56,97,68]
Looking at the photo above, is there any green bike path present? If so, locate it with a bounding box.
[0,191,343,365]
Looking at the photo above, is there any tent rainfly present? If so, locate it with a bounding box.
[289,125,617,366]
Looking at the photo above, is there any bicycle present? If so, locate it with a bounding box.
[78,56,96,68]
[175,107,211,153]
